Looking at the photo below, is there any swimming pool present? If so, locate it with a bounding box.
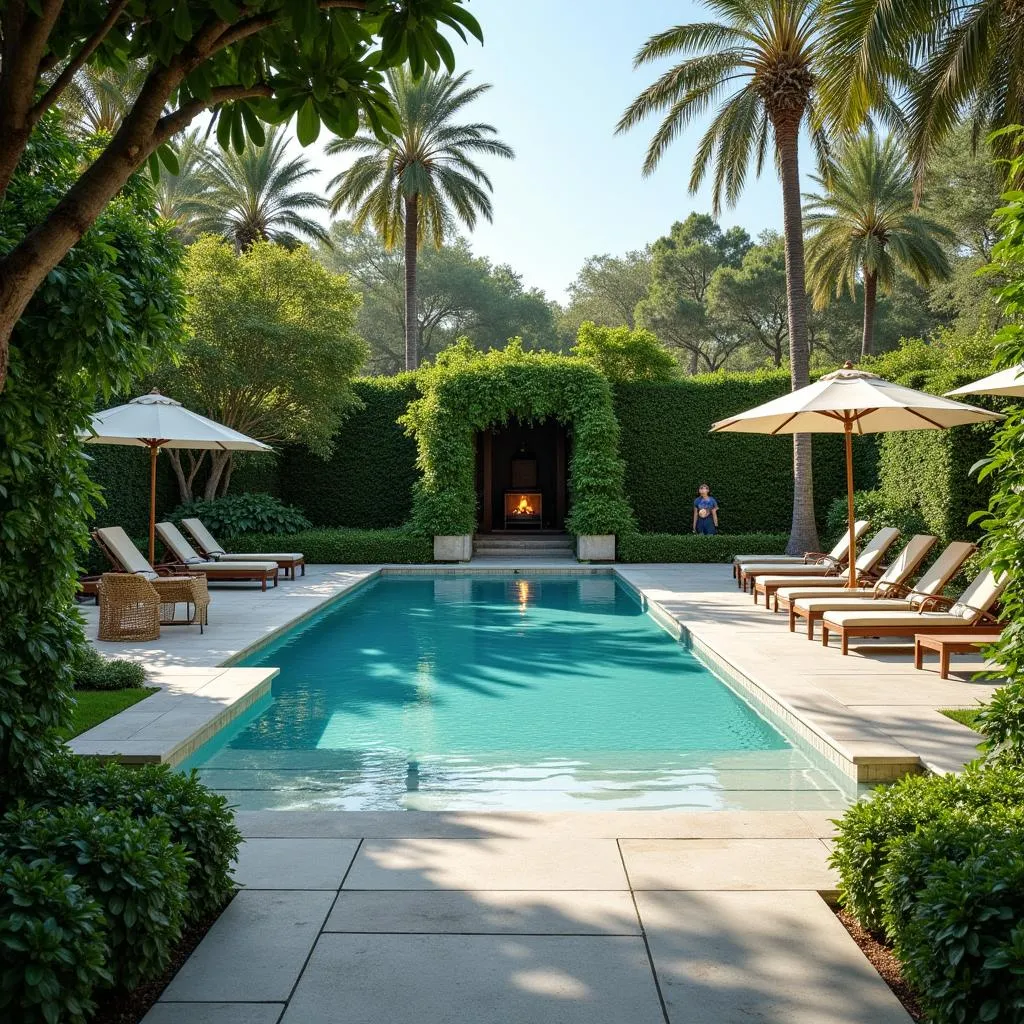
[181,574,851,810]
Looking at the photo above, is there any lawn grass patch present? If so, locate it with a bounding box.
[939,707,983,731]
[59,687,158,740]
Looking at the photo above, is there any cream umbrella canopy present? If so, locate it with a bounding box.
[710,363,1002,587]
[946,364,1024,398]
[83,390,272,564]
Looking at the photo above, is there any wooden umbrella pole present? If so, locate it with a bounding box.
[149,444,156,565]
[845,421,857,588]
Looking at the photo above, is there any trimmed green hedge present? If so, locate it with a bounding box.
[613,374,878,534]
[231,528,431,563]
[279,375,420,528]
[618,532,789,563]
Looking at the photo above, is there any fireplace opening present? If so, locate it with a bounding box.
[504,490,543,528]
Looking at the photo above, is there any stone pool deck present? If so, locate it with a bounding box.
[143,809,912,1024]
[80,560,996,1023]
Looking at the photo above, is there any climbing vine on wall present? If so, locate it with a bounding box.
[401,341,636,536]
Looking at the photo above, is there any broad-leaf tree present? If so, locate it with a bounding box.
[156,236,367,499]
[327,67,513,370]
[571,321,678,382]
[559,251,652,336]
[617,0,831,553]
[803,132,952,357]
[0,0,480,391]
[183,125,329,248]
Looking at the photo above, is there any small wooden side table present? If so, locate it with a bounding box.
[914,632,1002,679]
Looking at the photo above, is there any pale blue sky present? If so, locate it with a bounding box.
[312,0,815,303]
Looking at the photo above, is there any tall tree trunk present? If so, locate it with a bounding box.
[403,194,419,371]
[219,453,235,496]
[774,116,819,556]
[861,270,877,359]
[166,449,207,503]
[204,451,231,499]
[688,347,699,375]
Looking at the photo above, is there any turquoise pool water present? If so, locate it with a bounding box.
[182,575,850,810]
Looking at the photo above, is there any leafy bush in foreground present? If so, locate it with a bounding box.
[169,492,312,539]
[72,647,146,691]
[0,853,109,1024]
[30,756,240,921]
[231,527,431,563]
[882,812,1024,1024]
[830,764,1024,933]
[1,805,189,990]
[617,532,789,563]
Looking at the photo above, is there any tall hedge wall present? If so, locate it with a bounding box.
[613,374,878,534]
[279,375,420,528]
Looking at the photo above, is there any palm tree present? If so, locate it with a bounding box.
[60,62,147,135]
[183,126,329,250]
[821,0,1024,178]
[153,129,209,242]
[803,133,952,357]
[617,0,830,554]
[327,68,513,370]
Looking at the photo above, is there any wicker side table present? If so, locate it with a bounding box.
[152,573,210,632]
[97,574,161,642]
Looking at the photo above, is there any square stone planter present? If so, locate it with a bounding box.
[433,534,473,562]
[577,534,615,562]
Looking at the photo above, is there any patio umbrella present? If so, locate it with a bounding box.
[710,363,1002,587]
[946,364,1024,398]
[84,390,272,564]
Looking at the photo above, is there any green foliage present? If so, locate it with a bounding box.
[59,689,156,741]
[29,755,240,922]
[0,854,109,1024]
[571,322,678,382]
[881,813,1024,1024]
[559,250,652,339]
[169,493,312,539]
[279,376,422,528]
[402,342,635,536]
[156,236,367,501]
[823,490,929,548]
[829,764,1024,934]
[1,805,190,990]
[613,374,878,533]
[318,225,560,374]
[231,528,431,564]
[618,532,789,563]
[72,648,146,692]
[976,685,1024,765]
[0,119,183,801]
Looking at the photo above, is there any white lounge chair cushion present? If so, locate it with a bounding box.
[823,609,973,628]
[732,554,806,565]
[187,560,279,573]
[214,552,302,562]
[748,567,841,583]
[778,585,879,602]
[94,526,159,580]
[796,597,915,615]
[156,521,278,573]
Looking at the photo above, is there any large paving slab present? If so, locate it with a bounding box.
[233,838,360,890]
[142,1005,283,1024]
[280,933,665,1024]
[344,838,629,890]
[636,890,911,1023]
[620,838,836,891]
[323,889,641,934]
[160,890,334,1002]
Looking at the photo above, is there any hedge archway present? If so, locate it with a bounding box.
[401,342,636,536]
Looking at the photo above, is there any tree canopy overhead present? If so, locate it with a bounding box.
[0,0,481,390]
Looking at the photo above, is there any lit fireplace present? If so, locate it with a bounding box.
[504,490,543,528]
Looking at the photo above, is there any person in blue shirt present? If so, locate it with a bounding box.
[692,483,719,535]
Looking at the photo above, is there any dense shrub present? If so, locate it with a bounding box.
[231,527,431,563]
[977,684,1024,764]
[0,805,189,990]
[280,375,422,528]
[823,490,929,547]
[403,342,635,537]
[613,374,879,534]
[830,764,1024,933]
[0,853,109,1024]
[168,493,311,539]
[618,532,789,563]
[72,648,146,691]
[882,812,1024,1024]
[0,118,183,802]
[30,755,240,921]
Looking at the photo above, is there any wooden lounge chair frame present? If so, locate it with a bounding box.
[154,522,279,591]
[181,517,305,580]
[730,520,870,581]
